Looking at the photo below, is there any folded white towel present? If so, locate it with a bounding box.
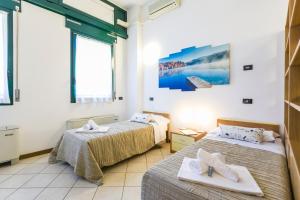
[197,148,240,182]
[88,120,99,130]
[82,124,92,131]
[76,120,110,133]
[191,153,225,174]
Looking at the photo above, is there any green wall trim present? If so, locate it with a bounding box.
[0,8,14,106]
[23,0,128,39]
[66,18,116,45]
[70,32,76,103]
[0,0,21,11]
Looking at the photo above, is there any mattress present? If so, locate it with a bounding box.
[142,138,291,200]
[49,121,155,185]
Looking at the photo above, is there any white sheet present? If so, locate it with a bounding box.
[206,128,285,156]
[149,115,170,144]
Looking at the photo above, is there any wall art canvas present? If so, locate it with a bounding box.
[159,44,230,91]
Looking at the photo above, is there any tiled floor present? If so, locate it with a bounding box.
[0,143,171,200]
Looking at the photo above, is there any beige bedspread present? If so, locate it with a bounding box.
[49,121,155,185]
[142,139,291,200]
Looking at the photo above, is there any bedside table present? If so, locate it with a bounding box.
[170,130,207,153]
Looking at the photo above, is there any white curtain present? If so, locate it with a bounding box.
[75,35,113,103]
[0,11,10,104]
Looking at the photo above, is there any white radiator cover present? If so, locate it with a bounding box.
[0,127,19,164]
[66,115,119,129]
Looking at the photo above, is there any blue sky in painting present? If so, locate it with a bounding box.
[159,44,230,63]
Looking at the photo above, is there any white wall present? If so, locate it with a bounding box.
[0,2,128,154]
[142,0,288,132]
[126,6,144,118]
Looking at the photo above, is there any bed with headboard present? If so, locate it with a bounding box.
[142,118,292,200]
[49,111,170,185]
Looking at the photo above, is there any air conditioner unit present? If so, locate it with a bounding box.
[148,0,181,19]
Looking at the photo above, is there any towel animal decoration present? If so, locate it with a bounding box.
[193,148,240,182]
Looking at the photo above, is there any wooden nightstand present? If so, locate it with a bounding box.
[170,130,207,153]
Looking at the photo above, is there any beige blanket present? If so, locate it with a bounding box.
[142,139,291,200]
[49,121,155,185]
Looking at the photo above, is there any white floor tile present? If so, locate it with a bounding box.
[146,149,162,157]
[35,188,70,200]
[124,173,144,186]
[103,173,125,187]
[0,189,15,200]
[73,178,97,188]
[17,164,48,174]
[146,155,163,163]
[61,165,74,174]
[128,155,146,163]
[103,161,128,173]
[0,175,33,188]
[122,187,141,200]
[127,162,147,173]
[34,156,49,164]
[6,188,43,200]
[41,163,67,174]
[0,175,11,184]
[49,173,78,188]
[0,164,29,175]
[22,174,57,188]
[93,187,123,200]
[64,188,97,200]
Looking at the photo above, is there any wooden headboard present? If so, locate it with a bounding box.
[217,118,280,133]
[143,111,171,142]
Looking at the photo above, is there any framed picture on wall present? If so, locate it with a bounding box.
[159,44,230,91]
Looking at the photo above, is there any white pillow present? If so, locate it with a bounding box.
[130,113,152,124]
[263,130,280,142]
[219,125,264,144]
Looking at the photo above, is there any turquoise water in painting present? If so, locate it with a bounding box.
[159,65,229,91]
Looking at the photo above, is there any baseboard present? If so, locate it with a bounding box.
[19,148,53,160]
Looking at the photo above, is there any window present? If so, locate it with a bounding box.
[71,33,114,103]
[0,9,13,105]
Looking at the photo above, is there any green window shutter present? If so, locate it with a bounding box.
[23,0,128,39]
[70,32,76,103]
[65,18,116,45]
[0,0,21,11]
[7,10,13,105]
[0,8,14,106]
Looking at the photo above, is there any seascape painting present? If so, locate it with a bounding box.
[159,44,230,91]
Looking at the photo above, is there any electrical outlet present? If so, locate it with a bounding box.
[243,65,253,71]
[149,97,154,101]
[243,99,253,104]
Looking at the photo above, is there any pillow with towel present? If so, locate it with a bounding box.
[219,125,264,144]
[262,130,280,142]
[130,113,152,124]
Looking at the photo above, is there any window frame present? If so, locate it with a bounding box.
[70,31,115,103]
[0,7,13,106]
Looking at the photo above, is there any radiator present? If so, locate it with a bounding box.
[0,126,19,164]
[66,115,119,130]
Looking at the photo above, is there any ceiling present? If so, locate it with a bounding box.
[109,0,152,9]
